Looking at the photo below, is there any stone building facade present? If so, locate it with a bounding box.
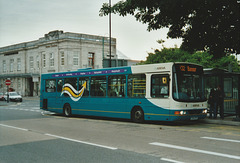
[0,30,116,96]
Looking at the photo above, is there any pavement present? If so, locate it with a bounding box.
[1,97,240,126]
[202,115,240,126]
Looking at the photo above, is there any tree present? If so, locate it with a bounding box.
[100,0,240,59]
[140,47,240,72]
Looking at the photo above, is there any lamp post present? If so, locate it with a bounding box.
[109,0,112,67]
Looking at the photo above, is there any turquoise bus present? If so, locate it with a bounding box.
[40,62,207,122]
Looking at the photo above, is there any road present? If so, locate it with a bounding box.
[0,98,240,163]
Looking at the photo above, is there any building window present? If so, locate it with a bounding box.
[36,55,39,69]
[50,53,54,67]
[60,52,64,66]
[17,78,21,89]
[42,53,46,68]
[17,58,21,71]
[3,60,6,73]
[88,52,94,68]
[73,52,79,66]
[10,59,14,72]
[29,56,34,69]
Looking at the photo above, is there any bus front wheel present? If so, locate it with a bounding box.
[63,104,72,117]
[131,107,144,123]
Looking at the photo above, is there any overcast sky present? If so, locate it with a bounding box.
[0,0,182,60]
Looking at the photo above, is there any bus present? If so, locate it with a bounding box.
[40,62,207,122]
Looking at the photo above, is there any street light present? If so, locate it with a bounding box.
[109,0,112,67]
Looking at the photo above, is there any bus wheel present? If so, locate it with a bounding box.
[63,104,71,117]
[131,107,144,123]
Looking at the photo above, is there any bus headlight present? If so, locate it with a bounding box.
[175,111,187,115]
[180,111,187,115]
[202,109,207,114]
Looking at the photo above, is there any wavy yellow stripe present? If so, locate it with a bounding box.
[72,108,130,114]
[62,87,84,98]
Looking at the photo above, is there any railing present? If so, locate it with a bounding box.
[132,80,146,97]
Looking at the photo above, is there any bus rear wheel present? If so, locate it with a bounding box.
[63,104,71,117]
[131,107,144,123]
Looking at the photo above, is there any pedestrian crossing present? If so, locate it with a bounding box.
[2,107,55,115]
[5,107,41,112]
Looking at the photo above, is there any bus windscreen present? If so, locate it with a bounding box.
[173,64,206,102]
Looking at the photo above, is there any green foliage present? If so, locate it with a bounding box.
[100,0,240,59]
[140,47,240,72]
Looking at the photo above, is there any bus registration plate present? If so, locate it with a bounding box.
[190,117,198,120]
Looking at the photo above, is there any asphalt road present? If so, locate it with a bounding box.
[0,98,240,163]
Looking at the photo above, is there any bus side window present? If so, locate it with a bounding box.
[79,77,89,96]
[90,76,106,97]
[45,79,56,92]
[65,78,77,90]
[64,78,78,97]
[108,75,126,97]
[57,79,63,92]
[128,74,146,98]
[151,74,169,98]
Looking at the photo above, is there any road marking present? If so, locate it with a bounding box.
[161,158,184,163]
[0,123,117,150]
[149,142,240,160]
[2,107,43,113]
[201,136,240,143]
[45,133,118,150]
[0,124,28,131]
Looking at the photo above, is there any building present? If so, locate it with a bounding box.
[103,50,141,67]
[0,30,116,96]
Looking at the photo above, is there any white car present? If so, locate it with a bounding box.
[4,92,23,102]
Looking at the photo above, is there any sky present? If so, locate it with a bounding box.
[0,0,182,60]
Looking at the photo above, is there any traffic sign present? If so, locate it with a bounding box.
[5,79,11,86]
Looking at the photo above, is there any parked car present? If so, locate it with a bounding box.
[4,92,23,102]
[0,93,4,101]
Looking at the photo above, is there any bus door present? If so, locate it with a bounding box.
[150,74,170,116]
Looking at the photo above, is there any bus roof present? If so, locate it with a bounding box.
[41,62,202,79]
